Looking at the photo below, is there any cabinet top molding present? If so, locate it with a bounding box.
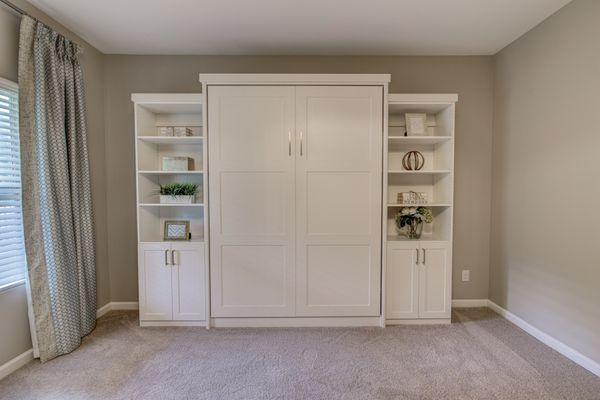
[131,93,202,103]
[388,93,458,103]
[198,73,391,85]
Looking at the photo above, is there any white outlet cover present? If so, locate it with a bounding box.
[462,270,470,282]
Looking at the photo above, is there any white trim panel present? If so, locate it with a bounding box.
[199,73,391,85]
[386,318,451,325]
[0,349,33,381]
[211,317,381,328]
[140,321,206,327]
[0,77,18,90]
[487,300,600,377]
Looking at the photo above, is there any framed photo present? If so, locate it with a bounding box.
[163,220,190,241]
[405,113,427,136]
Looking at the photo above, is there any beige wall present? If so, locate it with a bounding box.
[491,0,600,363]
[104,55,494,302]
[0,1,108,365]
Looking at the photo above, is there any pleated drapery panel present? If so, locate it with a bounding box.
[18,15,96,362]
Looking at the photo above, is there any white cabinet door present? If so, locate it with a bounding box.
[171,243,206,321]
[139,243,172,321]
[208,86,296,317]
[386,242,419,319]
[295,86,383,317]
[418,242,451,319]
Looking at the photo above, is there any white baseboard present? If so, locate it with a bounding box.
[96,301,139,318]
[0,349,33,381]
[452,299,489,308]
[487,300,600,377]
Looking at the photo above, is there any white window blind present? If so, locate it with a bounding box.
[0,79,26,290]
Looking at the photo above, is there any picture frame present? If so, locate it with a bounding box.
[405,113,427,136]
[163,220,190,241]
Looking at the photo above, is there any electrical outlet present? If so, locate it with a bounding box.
[462,269,470,282]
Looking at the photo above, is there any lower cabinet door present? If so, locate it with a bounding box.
[386,242,419,319]
[139,243,173,321]
[171,243,206,321]
[418,242,451,319]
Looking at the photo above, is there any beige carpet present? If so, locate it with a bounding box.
[1,308,598,400]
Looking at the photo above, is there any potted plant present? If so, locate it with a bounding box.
[159,183,198,204]
[394,206,433,239]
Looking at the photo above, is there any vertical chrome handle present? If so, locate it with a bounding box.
[416,248,419,265]
[171,250,176,266]
[165,250,169,266]
[422,249,426,265]
[300,131,303,156]
[288,131,292,156]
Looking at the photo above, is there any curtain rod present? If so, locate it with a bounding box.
[0,0,26,16]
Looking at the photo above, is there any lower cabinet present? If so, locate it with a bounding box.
[138,242,206,322]
[386,241,451,320]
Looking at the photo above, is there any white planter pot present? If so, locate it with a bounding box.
[160,195,194,204]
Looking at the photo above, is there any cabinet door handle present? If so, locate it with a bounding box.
[300,131,303,156]
[288,131,292,156]
[171,250,176,266]
[416,248,419,265]
[422,248,426,265]
[165,250,169,266]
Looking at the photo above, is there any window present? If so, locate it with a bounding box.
[0,78,26,291]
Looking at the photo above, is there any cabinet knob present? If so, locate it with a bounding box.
[165,250,170,266]
[422,248,426,264]
[415,248,419,265]
[171,250,176,266]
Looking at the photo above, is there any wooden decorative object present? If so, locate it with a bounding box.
[402,151,425,171]
[397,191,428,204]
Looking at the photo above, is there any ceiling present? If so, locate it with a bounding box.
[27,0,572,55]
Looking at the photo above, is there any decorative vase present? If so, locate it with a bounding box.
[397,219,423,239]
[159,195,194,204]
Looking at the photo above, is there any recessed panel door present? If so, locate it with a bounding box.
[171,242,206,321]
[295,86,383,317]
[386,243,419,319]
[138,243,173,321]
[418,242,451,319]
[208,86,296,317]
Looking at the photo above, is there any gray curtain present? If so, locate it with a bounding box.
[18,15,96,363]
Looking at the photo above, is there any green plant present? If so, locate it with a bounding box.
[159,183,198,197]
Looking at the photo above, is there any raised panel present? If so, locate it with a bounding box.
[208,85,295,318]
[386,244,419,319]
[304,245,371,309]
[307,172,371,235]
[419,244,451,319]
[218,93,288,165]
[220,172,286,236]
[305,97,373,163]
[296,86,383,318]
[218,245,291,316]
[172,244,206,321]
[139,244,172,321]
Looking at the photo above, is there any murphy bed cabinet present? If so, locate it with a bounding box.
[133,77,457,328]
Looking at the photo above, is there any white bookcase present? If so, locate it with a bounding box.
[383,94,457,324]
[132,93,208,326]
